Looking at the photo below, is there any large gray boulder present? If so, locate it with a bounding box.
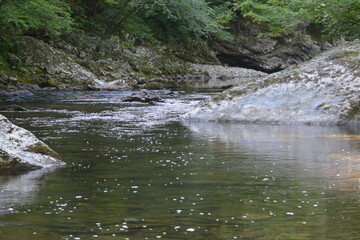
[186,41,360,125]
[0,114,65,170]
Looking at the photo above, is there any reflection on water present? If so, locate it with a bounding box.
[185,122,360,185]
[0,168,60,215]
[0,91,359,240]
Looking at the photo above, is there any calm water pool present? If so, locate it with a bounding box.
[0,90,360,240]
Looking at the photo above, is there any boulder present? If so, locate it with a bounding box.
[123,91,163,103]
[0,114,65,170]
[185,41,360,125]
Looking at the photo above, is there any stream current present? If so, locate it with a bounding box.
[0,90,360,240]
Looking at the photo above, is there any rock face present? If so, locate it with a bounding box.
[214,20,321,73]
[5,36,202,91]
[0,114,65,170]
[174,64,267,89]
[186,41,360,125]
[17,36,131,90]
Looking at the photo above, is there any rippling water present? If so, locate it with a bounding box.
[0,90,360,240]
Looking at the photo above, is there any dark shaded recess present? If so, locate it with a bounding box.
[0,169,34,175]
[216,53,283,74]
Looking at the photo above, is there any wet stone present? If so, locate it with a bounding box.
[123,91,164,103]
[0,105,27,112]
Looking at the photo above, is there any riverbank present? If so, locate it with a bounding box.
[0,37,268,97]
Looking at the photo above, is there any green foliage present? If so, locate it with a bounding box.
[0,0,73,61]
[314,0,360,39]
[233,0,360,39]
[71,0,233,42]
[0,0,73,38]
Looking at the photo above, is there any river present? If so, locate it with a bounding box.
[0,90,360,239]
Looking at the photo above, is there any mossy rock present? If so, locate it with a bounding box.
[342,101,360,121]
[26,142,61,160]
[143,82,163,90]
[0,149,34,170]
[0,104,27,111]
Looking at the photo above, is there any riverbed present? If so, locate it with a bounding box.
[1,90,360,239]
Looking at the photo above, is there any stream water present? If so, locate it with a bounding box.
[0,90,360,240]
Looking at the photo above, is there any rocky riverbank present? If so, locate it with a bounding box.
[0,35,219,95]
[0,23,324,96]
[185,41,360,125]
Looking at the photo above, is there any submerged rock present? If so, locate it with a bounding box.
[186,42,360,125]
[0,114,65,170]
[123,91,164,103]
[0,105,27,112]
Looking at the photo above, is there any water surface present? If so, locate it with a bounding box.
[0,90,360,240]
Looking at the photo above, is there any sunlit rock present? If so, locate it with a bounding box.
[0,114,65,170]
[186,41,360,125]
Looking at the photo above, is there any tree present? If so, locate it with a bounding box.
[232,0,360,39]
[0,0,73,58]
[70,0,232,42]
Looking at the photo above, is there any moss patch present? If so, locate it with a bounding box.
[0,149,34,170]
[143,82,163,90]
[346,102,360,120]
[0,104,27,111]
[27,142,61,160]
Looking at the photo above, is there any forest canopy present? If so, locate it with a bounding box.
[233,0,360,38]
[0,0,359,61]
